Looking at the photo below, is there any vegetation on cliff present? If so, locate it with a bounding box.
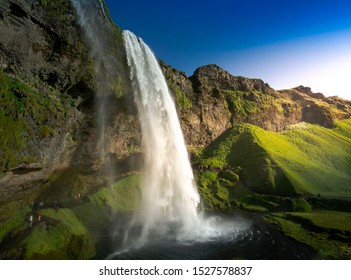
[0,71,74,173]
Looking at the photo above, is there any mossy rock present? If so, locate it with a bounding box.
[24,209,95,260]
[289,198,312,212]
[0,70,72,172]
[0,203,32,243]
[71,175,142,238]
[220,170,239,183]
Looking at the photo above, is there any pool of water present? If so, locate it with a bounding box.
[94,212,315,260]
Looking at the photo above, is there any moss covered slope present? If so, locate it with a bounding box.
[0,174,142,259]
[265,211,351,259]
[24,208,96,260]
[195,119,351,197]
[0,71,75,172]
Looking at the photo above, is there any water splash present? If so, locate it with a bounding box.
[122,30,201,244]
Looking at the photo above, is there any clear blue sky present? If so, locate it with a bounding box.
[104,0,351,99]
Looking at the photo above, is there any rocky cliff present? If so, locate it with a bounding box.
[0,0,141,203]
[0,0,140,259]
[162,63,351,148]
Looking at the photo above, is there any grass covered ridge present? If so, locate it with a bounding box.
[255,120,351,196]
[195,119,351,197]
[264,211,351,259]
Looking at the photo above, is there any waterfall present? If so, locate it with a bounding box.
[71,0,114,162]
[123,30,202,243]
[72,2,249,257]
[98,0,108,19]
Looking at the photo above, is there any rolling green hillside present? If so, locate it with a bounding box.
[195,118,351,197]
[194,119,351,259]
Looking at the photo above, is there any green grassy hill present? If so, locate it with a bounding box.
[194,119,351,259]
[195,118,351,197]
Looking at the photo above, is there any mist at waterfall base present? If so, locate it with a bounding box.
[96,211,314,259]
[92,31,315,260]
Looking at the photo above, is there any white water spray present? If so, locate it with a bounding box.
[123,30,202,243]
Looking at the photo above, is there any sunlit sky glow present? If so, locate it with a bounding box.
[105,0,351,99]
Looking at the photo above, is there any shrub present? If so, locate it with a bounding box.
[289,198,312,212]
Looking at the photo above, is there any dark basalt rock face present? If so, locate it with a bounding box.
[0,0,91,91]
[0,0,90,198]
[0,0,138,202]
[0,0,139,260]
[190,64,275,95]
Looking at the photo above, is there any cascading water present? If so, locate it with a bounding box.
[113,32,251,258]
[122,30,202,244]
[72,1,250,259]
[71,0,107,159]
[98,0,108,19]
[71,0,118,164]
[68,2,315,260]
